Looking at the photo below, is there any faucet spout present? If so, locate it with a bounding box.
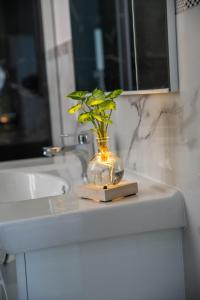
[43,131,94,182]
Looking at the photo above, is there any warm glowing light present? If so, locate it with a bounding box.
[0,114,10,124]
[87,136,124,185]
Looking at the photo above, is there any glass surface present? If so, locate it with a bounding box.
[69,0,137,91]
[134,0,169,89]
[87,137,124,186]
[0,0,52,161]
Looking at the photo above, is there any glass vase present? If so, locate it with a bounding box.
[87,136,124,186]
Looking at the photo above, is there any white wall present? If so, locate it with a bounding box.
[41,0,76,144]
[47,1,200,299]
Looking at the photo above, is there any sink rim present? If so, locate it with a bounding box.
[0,170,69,203]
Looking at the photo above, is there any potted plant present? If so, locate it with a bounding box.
[66,88,124,185]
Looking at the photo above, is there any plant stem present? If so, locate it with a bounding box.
[106,110,112,131]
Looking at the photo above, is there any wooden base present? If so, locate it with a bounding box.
[76,180,138,202]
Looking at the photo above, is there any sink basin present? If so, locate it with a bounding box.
[0,172,69,202]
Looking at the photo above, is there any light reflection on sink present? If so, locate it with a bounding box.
[0,172,69,202]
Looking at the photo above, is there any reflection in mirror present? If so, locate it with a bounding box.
[70,0,137,91]
[69,0,178,93]
[134,0,169,90]
[0,0,52,161]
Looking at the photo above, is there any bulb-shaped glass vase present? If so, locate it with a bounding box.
[87,136,124,186]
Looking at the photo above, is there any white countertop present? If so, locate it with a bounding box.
[0,156,186,254]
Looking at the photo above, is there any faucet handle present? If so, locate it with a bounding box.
[78,132,92,145]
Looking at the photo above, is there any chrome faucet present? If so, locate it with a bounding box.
[43,131,94,182]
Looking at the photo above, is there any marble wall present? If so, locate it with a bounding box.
[44,1,200,299]
[111,5,200,300]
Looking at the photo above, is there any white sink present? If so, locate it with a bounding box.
[0,172,69,202]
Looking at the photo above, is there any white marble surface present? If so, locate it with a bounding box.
[0,157,185,254]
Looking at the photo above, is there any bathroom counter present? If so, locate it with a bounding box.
[0,156,186,254]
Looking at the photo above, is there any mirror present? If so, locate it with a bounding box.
[69,0,178,93]
[0,0,52,161]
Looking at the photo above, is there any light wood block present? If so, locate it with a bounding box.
[76,180,138,202]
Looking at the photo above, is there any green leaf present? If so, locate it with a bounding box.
[67,91,88,100]
[92,88,105,98]
[99,100,116,110]
[92,113,112,124]
[78,113,91,123]
[103,119,113,124]
[67,103,82,114]
[92,114,104,122]
[92,108,101,114]
[85,95,93,103]
[87,98,105,106]
[106,89,123,99]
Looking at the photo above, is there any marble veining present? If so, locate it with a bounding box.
[125,95,183,163]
